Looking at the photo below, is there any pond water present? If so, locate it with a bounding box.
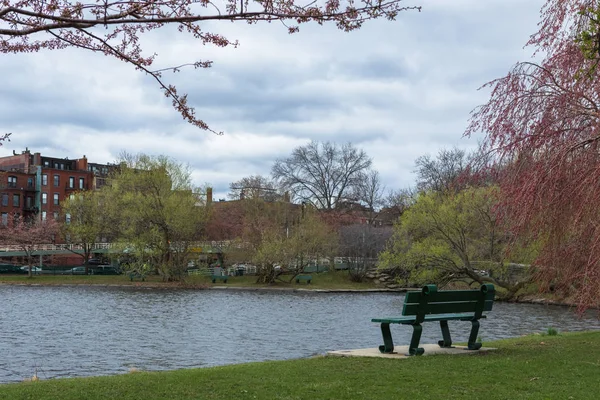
[0,286,598,383]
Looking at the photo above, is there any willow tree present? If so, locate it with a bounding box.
[466,0,600,311]
[0,1,420,133]
[378,187,532,299]
[104,153,208,281]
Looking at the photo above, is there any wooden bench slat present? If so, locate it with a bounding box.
[405,289,495,303]
[402,300,494,315]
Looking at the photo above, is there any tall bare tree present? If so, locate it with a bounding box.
[272,141,372,210]
[353,169,386,223]
[339,223,392,282]
[414,147,469,194]
[228,175,281,201]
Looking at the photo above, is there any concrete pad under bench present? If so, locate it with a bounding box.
[327,344,497,359]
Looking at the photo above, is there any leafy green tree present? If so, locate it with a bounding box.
[379,187,532,298]
[103,153,208,281]
[61,190,110,274]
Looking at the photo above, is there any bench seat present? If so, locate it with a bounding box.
[372,314,487,324]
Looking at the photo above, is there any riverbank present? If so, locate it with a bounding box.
[2,331,598,399]
[0,273,584,306]
[0,272,388,291]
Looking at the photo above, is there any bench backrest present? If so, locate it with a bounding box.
[402,284,495,323]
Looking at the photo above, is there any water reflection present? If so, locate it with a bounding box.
[0,286,598,383]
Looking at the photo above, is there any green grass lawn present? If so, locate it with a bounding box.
[1,331,598,399]
[0,270,380,290]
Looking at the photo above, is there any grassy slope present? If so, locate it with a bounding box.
[1,332,599,400]
[0,270,380,290]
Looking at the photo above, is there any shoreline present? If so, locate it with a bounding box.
[0,280,587,308]
[0,281,402,293]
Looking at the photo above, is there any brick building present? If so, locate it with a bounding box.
[0,148,113,225]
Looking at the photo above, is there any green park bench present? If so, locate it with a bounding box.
[211,275,228,283]
[295,275,312,284]
[128,272,146,282]
[372,284,495,356]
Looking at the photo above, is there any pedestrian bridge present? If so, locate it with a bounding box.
[0,242,229,258]
[0,243,113,257]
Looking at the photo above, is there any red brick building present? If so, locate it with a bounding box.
[0,148,113,225]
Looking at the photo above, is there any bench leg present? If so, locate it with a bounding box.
[467,320,482,350]
[378,323,395,354]
[408,324,424,356]
[438,320,453,348]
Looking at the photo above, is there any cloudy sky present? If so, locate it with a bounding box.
[0,0,544,200]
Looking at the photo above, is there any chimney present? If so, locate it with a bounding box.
[33,152,41,166]
[206,187,212,205]
[77,155,88,171]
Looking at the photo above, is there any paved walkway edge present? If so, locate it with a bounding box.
[328,344,497,359]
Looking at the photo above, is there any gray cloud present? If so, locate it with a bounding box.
[0,0,545,200]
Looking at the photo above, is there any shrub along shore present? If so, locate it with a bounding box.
[1,332,598,399]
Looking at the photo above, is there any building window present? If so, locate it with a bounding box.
[42,193,47,205]
[43,160,49,167]
[53,175,60,187]
[13,194,19,207]
[79,177,84,189]
[26,197,32,209]
[68,177,75,188]
[7,176,17,188]
[41,211,47,221]
[1,194,7,207]
[53,193,59,205]
[1,213,7,226]
[27,177,34,188]
[65,213,71,225]
[42,174,48,186]
[53,212,59,220]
